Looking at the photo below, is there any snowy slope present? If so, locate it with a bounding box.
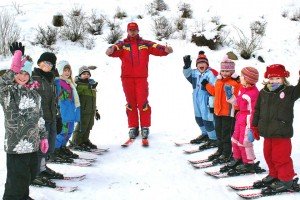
[0,0,299,199]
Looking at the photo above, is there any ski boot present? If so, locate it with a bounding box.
[212,154,232,165]
[129,127,139,139]
[253,175,279,189]
[198,139,218,151]
[219,159,242,173]
[85,140,97,149]
[208,150,222,161]
[190,134,208,144]
[32,175,56,188]
[60,146,79,159]
[48,150,74,163]
[261,178,297,195]
[141,127,149,139]
[39,166,64,179]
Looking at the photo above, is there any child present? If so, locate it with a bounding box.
[52,60,80,162]
[31,51,62,187]
[183,51,218,149]
[0,42,48,200]
[203,55,240,163]
[220,66,261,174]
[252,64,300,194]
[71,66,100,151]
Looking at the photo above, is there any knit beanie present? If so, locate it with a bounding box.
[220,55,235,71]
[37,52,57,67]
[22,60,33,76]
[56,60,70,75]
[241,67,259,85]
[196,51,209,66]
[78,66,91,76]
[264,64,290,79]
[127,22,139,31]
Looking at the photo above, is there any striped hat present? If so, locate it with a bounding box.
[196,51,209,66]
[241,67,259,85]
[220,55,235,71]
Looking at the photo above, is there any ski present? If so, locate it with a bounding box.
[49,160,92,167]
[237,190,300,199]
[63,174,86,181]
[205,170,266,179]
[142,138,149,147]
[96,148,110,152]
[228,184,256,191]
[76,157,97,162]
[121,138,135,147]
[183,148,200,154]
[55,185,78,192]
[188,158,210,164]
[174,141,190,146]
[192,162,219,169]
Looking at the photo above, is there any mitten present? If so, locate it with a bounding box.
[247,129,254,142]
[251,127,260,140]
[40,138,49,154]
[183,55,191,69]
[95,110,100,120]
[224,84,233,99]
[10,50,27,73]
[201,79,209,87]
[9,42,25,56]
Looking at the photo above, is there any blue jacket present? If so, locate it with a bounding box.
[55,78,80,123]
[183,67,216,121]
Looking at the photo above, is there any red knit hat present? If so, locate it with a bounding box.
[220,55,235,71]
[264,64,290,78]
[127,22,139,31]
[196,51,209,66]
[241,67,259,85]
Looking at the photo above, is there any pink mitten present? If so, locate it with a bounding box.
[40,138,49,154]
[10,50,27,73]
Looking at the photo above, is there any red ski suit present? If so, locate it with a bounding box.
[109,35,169,128]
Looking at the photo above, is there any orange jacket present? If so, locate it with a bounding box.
[206,77,241,117]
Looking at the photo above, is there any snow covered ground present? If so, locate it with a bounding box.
[0,0,299,199]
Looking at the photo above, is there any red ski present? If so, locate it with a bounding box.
[121,139,135,147]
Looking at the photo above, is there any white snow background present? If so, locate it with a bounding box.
[0,0,300,199]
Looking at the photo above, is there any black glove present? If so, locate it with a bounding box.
[201,79,209,87]
[9,42,25,56]
[183,55,192,69]
[209,107,214,113]
[95,110,100,120]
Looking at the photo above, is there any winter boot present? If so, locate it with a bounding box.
[228,163,255,176]
[61,146,79,159]
[141,127,149,139]
[198,139,218,150]
[253,175,278,189]
[220,159,242,173]
[31,175,56,188]
[190,134,208,144]
[208,150,222,161]
[128,127,139,139]
[72,143,92,152]
[262,179,294,195]
[48,150,73,164]
[85,140,97,149]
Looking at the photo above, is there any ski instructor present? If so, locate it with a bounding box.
[105,22,173,146]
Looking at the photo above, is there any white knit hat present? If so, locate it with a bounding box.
[56,60,70,75]
[78,66,91,76]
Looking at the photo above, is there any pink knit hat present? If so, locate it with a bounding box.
[220,55,235,71]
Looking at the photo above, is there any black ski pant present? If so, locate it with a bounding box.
[3,152,38,200]
[214,115,235,157]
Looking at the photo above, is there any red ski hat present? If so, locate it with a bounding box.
[127,22,139,31]
[264,64,290,78]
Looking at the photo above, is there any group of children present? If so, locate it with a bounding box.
[183,51,300,194]
[0,42,100,200]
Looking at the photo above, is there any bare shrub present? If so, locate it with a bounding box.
[146,0,168,16]
[282,10,288,18]
[290,8,300,21]
[33,25,58,48]
[87,10,105,35]
[61,7,89,42]
[211,16,220,25]
[114,7,127,19]
[250,19,267,36]
[105,21,123,44]
[12,1,24,15]
[175,17,185,31]
[80,36,95,50]
[178,3,192,18]
[233,26,262,59]
[152,16,173,41]
[0,10,20,56]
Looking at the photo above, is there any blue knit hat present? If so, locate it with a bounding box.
[21,60,33,76]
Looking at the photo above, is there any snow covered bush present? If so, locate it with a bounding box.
[146,0,168,16]
[250,18,267,36]
[178,2,192,19]
[0,10,20,56]
[152,16,173,41]
[87,10,105,35]
[114,7,127,19]
[33,25,58,48]
[105,20,123,44]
